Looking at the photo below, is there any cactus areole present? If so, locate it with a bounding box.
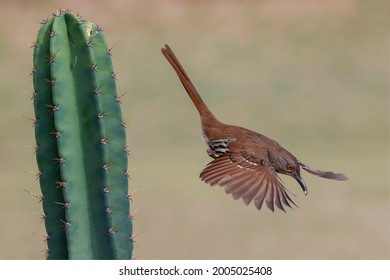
[32,10,133,259]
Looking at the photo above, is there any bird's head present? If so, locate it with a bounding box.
[270,147,348,195]
[270,149,308,194]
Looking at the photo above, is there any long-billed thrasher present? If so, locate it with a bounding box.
[161,44,347,212]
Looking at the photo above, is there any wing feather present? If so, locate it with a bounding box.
[199,152,297,212]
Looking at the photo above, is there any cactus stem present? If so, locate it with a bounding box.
[33,11,133,259]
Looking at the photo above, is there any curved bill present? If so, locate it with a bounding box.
[294,174,307,195]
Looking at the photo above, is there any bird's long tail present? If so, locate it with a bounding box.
[161,44,215,120]
[298,161,348,180]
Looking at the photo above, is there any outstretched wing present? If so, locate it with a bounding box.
[200,152,297,212]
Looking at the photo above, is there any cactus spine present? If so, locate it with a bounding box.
[32,10,133,259]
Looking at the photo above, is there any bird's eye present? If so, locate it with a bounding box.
[287,164,293,171]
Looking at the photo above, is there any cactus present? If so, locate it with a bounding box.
[32,10,133,259]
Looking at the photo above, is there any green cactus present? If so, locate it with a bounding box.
[32,10,133,259]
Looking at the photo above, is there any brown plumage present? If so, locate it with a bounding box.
[161,44,347,212]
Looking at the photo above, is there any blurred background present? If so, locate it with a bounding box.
[0,0,388,259]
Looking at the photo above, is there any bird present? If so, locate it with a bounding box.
[161,44,348,212]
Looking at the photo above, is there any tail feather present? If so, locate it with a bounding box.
[298,161,348,180]
[161,44,214,119]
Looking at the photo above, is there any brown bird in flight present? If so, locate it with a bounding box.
[161,44,347,212]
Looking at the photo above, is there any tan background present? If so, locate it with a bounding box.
[0,0,388,259]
